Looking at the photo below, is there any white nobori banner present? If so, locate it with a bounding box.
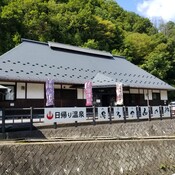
[116,82,123,105]
[44,107,86,123]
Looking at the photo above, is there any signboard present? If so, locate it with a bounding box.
[140,106,149,119]
[152,106,160,118]
[44,107,86,123]
[127,107,137,120]
[97,107,109,121]
[46,79,54,106]
[44,105,169,125]
[84,81,93,106]
[113,107,124,120]
[116,82,123,105]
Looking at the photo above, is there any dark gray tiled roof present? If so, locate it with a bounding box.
[92,73,116,87]
[0,39,174,90]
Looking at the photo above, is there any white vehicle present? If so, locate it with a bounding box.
[169,101,175,115]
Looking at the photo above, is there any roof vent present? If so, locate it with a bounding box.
[48,41,113,58]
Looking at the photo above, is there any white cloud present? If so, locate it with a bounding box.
[137,0,175,22]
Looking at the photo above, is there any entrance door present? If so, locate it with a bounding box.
[102,95,109,106]
[102,95,115,106]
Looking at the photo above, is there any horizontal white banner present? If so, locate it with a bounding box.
[44,107,86,123]
[44,106,171,124]
[97,107,109,121]
[140,106,149,119]
[127,107,137,120]
[162,106,170,117]
[151,106,160,118]
[113,107,124,120]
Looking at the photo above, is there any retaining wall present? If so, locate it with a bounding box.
[1,139,175,175]
[1,119,175,174]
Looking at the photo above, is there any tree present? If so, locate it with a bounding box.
[82,39,99,50]
[141,43,172,80]
[122,32,153,65]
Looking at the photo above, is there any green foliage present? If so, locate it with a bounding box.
[82,39,99,50]
[0,0,175,87]
[141,43,172,80]
[122,32,153,65]
[160,164,167,171]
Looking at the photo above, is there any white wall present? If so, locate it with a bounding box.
[160,90,168,100]
[27,83,44,99]
[130,89,139,94]
[77,88,85,99]
[0,81,15,85]
[54,84,61,89]
[17,83,25,99]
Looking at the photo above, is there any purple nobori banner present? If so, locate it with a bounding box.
[46,79,54,107]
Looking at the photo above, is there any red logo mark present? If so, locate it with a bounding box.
[46,111,54,120]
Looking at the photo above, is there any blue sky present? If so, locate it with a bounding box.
[116,0,140,13]
[115,0,175,22]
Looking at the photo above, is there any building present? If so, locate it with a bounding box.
[0,39,174,108]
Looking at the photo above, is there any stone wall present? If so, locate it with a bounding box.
[1,139,175,175]
[1,119,175,175]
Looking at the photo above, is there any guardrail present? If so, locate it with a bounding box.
[0,107,44,138]
[3,107,44,124]
[0,105,174,137]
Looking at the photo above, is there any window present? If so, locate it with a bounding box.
[152,93,160,100]
[0,85,15,101]
[5,85,15,101]
[54,89,77,100]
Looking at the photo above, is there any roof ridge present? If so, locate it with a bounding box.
[21,38,48,45]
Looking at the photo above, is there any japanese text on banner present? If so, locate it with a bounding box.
[116,82,123,105]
